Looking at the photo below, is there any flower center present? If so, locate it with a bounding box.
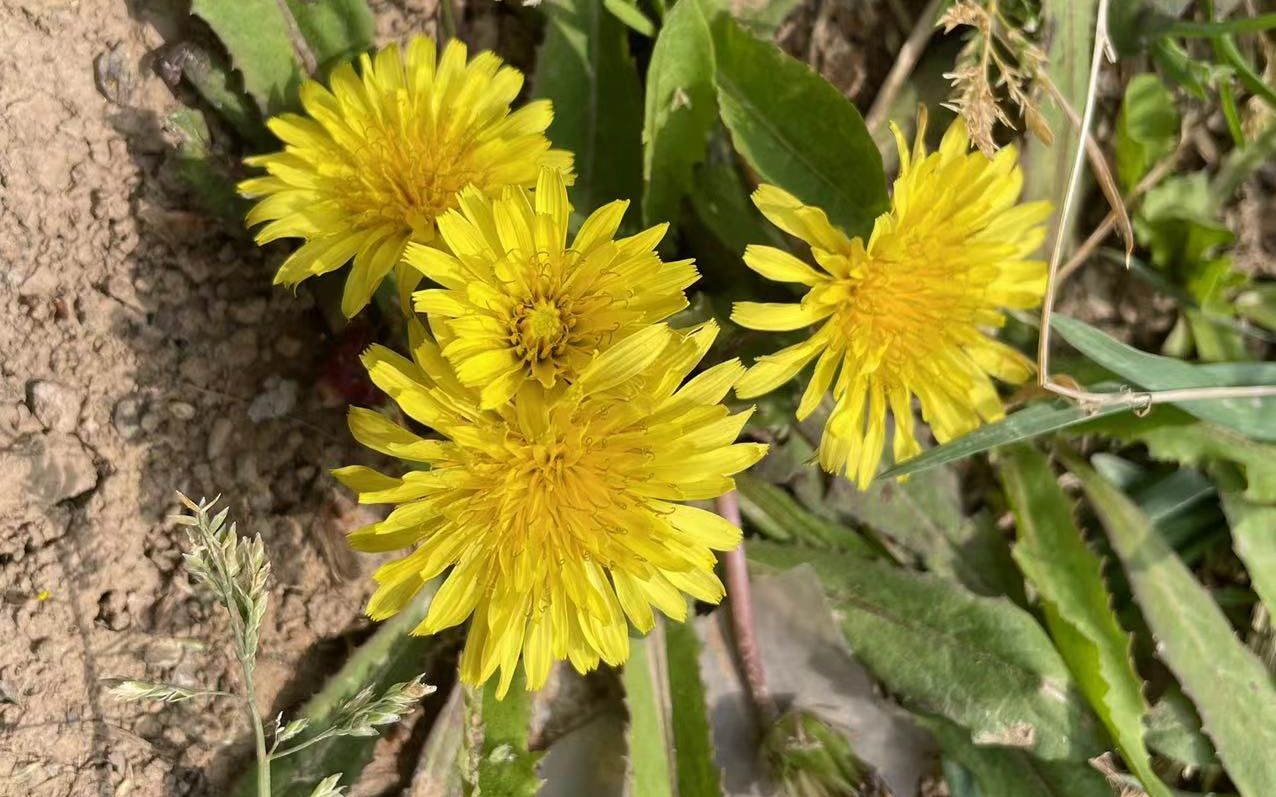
[513,299,573,362]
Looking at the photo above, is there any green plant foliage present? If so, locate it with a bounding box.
[1134,173,1241,304]
[709,0,802,38]
[285,0,374,69]
[879,394,1134,481]
[534,0,645,215]
[1000,445,1171,797]
[1236,284,1276,331]
[1144,685,1218,769]
[710,14,888,239]
[233,584,440,797]
[643,0,718,226]
[926,715,1113,797]
[663,615,723,797]
[623,634,675,797]
[605,0,656,36]
[1051,315,1276,440]
[1221,491,1276,614]
[191,0,303,113]
[832,466,1024,602]
[734,472,878,557]
[748,542,1106,762]
[1068,453,1276,797]
[167,109,246,219]
[471,674,541,797]
[1115,73,1179,192]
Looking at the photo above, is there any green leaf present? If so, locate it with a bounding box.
[926,715,1113,797]
[623,633,675,797]
[534,0,645,214]
[1145,685,1218,769]
[171,42,268,145]
[1222,490,1276,615]
[1079,407,1276,502]
[1236,284,1276,332]
[735,472,878,557]
[472,673,541,797]
[711,14,888,239]
[832,466,1024,602]
[709,0,802,38]
[604,0,656,36]
[1067,453,1276,797]
[1150,37,1219,100]
[748,541,1105,762]
[191,0,303,113]
[643,0,718,226]
[878,393,1133,481]
[1115,73,1178,193]
[1134,173,1240,303]
[1051,314,1276,441]
[167,109,247,219]
[285,0,374,69]
[233,584,441,797]
[664,615,723,797]
[1000,445,1171,797]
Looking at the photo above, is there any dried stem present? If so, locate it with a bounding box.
[716,491,777,725]
[1036,0,1276,409]
[865,0,947,134]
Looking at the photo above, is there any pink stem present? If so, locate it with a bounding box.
[716,490,777,723]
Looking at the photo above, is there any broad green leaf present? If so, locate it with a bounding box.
[879,391,1133,481]
[167,109,247,219]
[735,472,878,557]
[748,542,1105,762]
[233,584,440,797]
[191,0,302,113]
[623,633,675,797]
[711,14,888,239]
[643,0,718,226]
[472,673,541,797]
[534,0,644,214]
[1079,407,1276,502]
[926,716,1112,797]
[1134,173,1240,303]
[171,42,268,145]
[833,466,1025,602]
[1052,315,1276,441]
[1115,73,1178,192]
[286,0,374,68]
[664,614,723,797]
[1145,685,1218,769]
[1000,445,1171,797]
[1222,491,1276,615]
[604,0,655,36]
[1067,454,1276,797]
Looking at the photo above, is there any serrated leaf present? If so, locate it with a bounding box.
[1145,685,1218,769]
[734,472,878,557]
[191,0,303,113]
[474,673,541,797]
[879,391,1134,481]
[1067,453,1276,797]
[926,715,1112,797]
[1000,445,1171,797]
[1079,404,1276,503]
[642,0,717,226]
[1052,315,1276,440]
[664,614,722,797]
[286,0,374,69]
[1222,491,1276,615]
[1115,73,1178,193]
[748,542,1105,762]
[232,584,441,797]
[711,14,888,240]
[831,466,1024,602]
[623,631,675,797]
[534,0,644,214]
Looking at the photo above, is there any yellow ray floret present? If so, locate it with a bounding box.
[405,168,697,409]
[732,110,1050,489]
[239,37,574,317]
[333,319,766,697]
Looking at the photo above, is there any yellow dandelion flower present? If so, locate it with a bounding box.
[732,111,1050,488]
[404,168,697,409]
[333,320,766,696]
[240,37,573,317]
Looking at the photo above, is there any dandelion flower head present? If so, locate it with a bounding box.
[406,168,698,409]
[240,37,573,316]
[333,320,766,696]
[732,111,1050,488]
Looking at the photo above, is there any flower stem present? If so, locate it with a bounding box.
[716,491,777,725]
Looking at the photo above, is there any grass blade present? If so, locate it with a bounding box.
[623,630,675,797]
[664,614,723,797]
